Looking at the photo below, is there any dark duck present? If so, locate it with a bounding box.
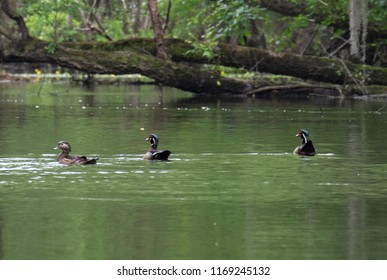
[144,134,171,160]
[54,141,99,165]
[293,129,316,156]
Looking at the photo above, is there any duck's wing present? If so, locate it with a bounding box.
[81,158,99,165]
[293,146,301,155]
[143,151,154,160]
[76,155,99,165]
[294,141,316,156]
[58,157,78,165]
[300,140,316,156]
[152,150,171,160]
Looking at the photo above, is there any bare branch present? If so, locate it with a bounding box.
[163,0,171,34]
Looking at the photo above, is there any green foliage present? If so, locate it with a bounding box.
[276,14,310,51]
[368,0,387,26]
[184,40,216,60]
[307,0,348,24]
[160,0,208,39]
[13,0,386,65]
[46,41,59,54]
[204,1,261,42]
[20,0,85,42]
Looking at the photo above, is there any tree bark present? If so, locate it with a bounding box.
[148,0,169,60]
[4,39,251,94]
[3,38,386,96]
[72,38,386,86]
[1,1,385,96]
[0,0,31,40]
[212,43,386,86]
[349,0,368,62]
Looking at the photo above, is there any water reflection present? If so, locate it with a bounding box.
[347,196,366,259]
[0,83,387,259]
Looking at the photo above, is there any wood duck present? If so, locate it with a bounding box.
[144,134,171,160]
[293,129,316,156]
[54,141,99,165]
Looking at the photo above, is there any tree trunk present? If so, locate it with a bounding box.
[0,0,31,40]
[133,0,143,34]
[349,0,368,62]
[1,0,385,96]
[212,43,386,86]
[148,0,169,60]
[4,38,386,96]
[4,39,251,94]
[76,38,386,86]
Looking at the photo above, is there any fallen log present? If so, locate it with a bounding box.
[67,38,387,86]
[2,38,386,96]
[3,39,252,94]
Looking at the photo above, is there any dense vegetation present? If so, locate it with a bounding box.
[1,0,386,96]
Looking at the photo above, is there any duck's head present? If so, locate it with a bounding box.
[146,134,159,149]
[54,140,71,152]
[296,129,310,144]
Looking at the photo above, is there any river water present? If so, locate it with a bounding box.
[0,82,386,259]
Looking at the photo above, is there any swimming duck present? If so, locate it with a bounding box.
[54,141,99,165]
[293,129,316,156]
[144,134,171,160]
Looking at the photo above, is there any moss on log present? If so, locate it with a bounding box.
[5,39,251,94]
[64,38,387,86]
[3,38,387,96]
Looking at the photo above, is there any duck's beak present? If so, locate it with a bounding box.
[53,146,59,150]
[145,137,150,141]
[296,133,300,137]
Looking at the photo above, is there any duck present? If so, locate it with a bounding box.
[144,134,171,160]
[293,129,316,156]
[54,141,99,165]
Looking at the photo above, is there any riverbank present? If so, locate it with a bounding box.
[1,67,386,98]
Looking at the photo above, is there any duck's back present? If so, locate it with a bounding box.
[58,155,98,165]
[294,140,316,156]
[144,149,171,160]
[77,156,99,165]
[153,150,171,160]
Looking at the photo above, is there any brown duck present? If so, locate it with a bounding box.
[54,141,99,165]
[144,134,171,160]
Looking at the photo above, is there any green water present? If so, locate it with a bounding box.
[0,83,387,260]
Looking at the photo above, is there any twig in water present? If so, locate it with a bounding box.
[377,104,386,113]
[36,69,46,96]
